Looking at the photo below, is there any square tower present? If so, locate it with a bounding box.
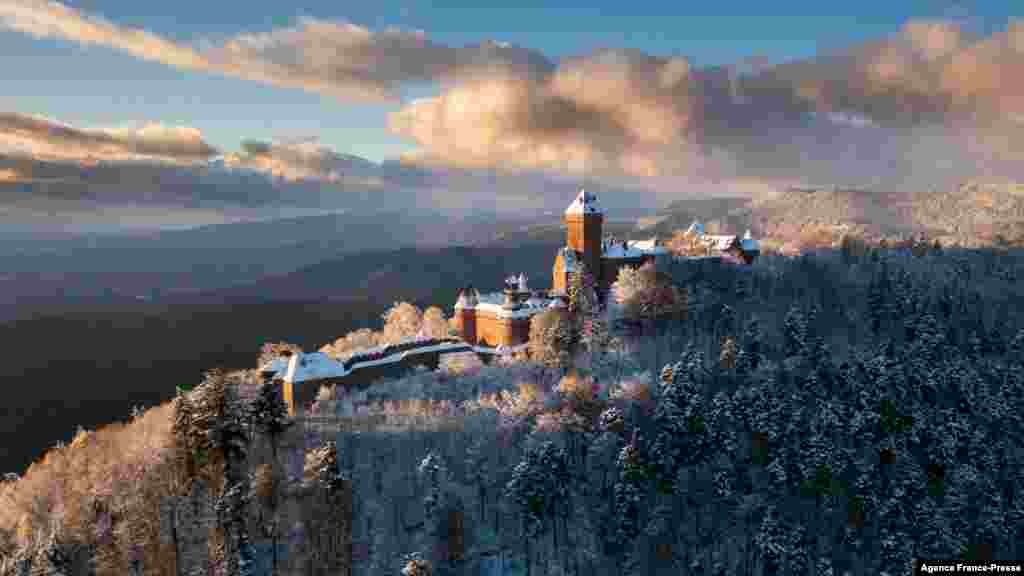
[563,189,603,278]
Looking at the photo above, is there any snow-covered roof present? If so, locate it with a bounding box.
[629,238,660,251]
[456,288,558,319]
[686,221,705,236]
[282,352,347,383]
[704,235,738,250]
[602,239,668,259]
[472,291,554,319]
[564,189,603,216]
[262,341,480,383]
[741,229,759,251]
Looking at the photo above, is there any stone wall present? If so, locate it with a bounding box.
[473,312,530,347]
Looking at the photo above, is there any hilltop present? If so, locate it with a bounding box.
[641,180,1024,252]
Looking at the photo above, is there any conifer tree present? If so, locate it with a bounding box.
[250,378,292,464]
[783,304,807,359]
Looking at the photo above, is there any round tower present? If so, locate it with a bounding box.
[453,285,478,344]
[564,189,604,279]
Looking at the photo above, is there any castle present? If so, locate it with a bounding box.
[263,189,760,415]
[451,189,761,349]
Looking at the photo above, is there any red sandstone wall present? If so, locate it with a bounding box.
[475,312,531,347]
[454,309,477,343]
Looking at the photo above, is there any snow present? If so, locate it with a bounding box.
[686,221,705,236]
[704,235,738,250]
[259,340,528,385]
[741,230,760,251]
[559,247,578,272]
[564,189,603,215]
[602,239,668,259]
[283,352,347,382]
[475,292,554,319]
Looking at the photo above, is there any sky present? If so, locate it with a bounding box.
[0,0,1021,233]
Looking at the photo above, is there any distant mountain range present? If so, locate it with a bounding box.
[0,209,540,321]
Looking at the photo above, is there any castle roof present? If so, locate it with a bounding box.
[456,289,555,319]
[601,237,668,259]
[704,235,738,250]
[564,189,603,216]
[741,229,759,251]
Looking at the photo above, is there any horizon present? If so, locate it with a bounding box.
[0,1,1021,234]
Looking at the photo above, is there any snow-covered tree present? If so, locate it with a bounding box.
[529,309,571,370]
[382,302,424,343]
[783,304,807,358]
[419,306,449,339]
[250,378,292,464]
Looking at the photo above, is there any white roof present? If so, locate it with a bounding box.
[564,189,603,216]
[455,290,557,319]
[261,341,481,383]
[602,239,668,259]
[629,238,660,250]
[741,229,759,251]
[282,352,348,382]
[686,221,705,236]
[704,235,738,250]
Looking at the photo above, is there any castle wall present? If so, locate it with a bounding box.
[565,213,603,276]
[281,348,479,415]
[552,253,567,294]
[452,309,477,343]
[474,312,531,347]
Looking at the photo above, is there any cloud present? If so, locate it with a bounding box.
[0,1,551,102]
[222,139,382,183]
[389,20,1024,191]
[389,49,701,178]
[0,112,219,164]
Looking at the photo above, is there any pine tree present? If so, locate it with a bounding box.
[43,531,73,576]
[214,479,251,576]
[250,378,292,464]
[867,277,886,336]
[783,304,807,358]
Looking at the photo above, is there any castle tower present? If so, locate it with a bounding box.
[564,189,604,280]
[453,285,478,344]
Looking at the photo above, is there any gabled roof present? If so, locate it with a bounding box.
[564,189,603,216]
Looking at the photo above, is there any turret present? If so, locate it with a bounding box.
[453,285,478,343]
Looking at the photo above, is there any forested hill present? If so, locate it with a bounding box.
[2,245,1023,576]
[642,180,1024,250]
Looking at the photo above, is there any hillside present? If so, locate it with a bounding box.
[641,181,1024,250]
[2,245,1022,576]
[165,242,566,306]
[0,209,532,322]
[0,241,578,477]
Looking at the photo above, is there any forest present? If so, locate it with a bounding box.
[1,240,1022,576]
